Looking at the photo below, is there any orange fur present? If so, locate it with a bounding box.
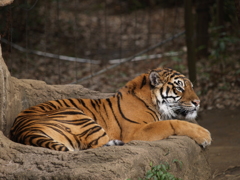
[10,68,211,151]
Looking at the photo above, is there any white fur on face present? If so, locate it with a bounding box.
[185,111,198,120]
[154,88,198,121]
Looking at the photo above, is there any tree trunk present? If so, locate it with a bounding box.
[234,0,240,25]
[184,0,196,84]
[196,0,210,59]
[217,0,224,30]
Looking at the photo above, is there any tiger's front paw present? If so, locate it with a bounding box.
[172,120,212,148]
[193,126,212,148]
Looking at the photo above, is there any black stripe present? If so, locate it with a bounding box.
[166,86,170,96]
[68,99,80,108]
[172,87,179,95]
[103,103,109,119]
[82,121,97,128]
[170,72,181,79]
[78,126,101,138]
[51,111,83,115]
[78,99,85,106]
[92,99,107,125]
[72,133,81,149]
[162,71,168,76]
[45,142,51,149]
[47,102,57,109]
[59,146,69,152]
[88,131,107,148]
[85,126,102,138]
[28,136,40,146]
[23,110,36,114]
[106,98,123,139]
[161,86,178,100]
[155,69,163,73]
[55,118,90,123]
[36,137,48,146]
[163,95,178,101]
[117,91,123,99]
[51,144,59,150]
[97,99,102,104]
[45,104,54,111]
[174,81,178,85]
[94,99,101,107]
[147,111,159,122]
[26,129,50,143]
[140,76,147,89]
[38,105,47,111]
[15,120,38,134]
[62,100,71,107]
[131,93,159,121]
[55,118,91,125]
[48,126,75,148]
[45,116,67,119]
[90,100,97,110]
[101,103,108,129]
[10,117,27,134]
[117,94,140,124]
[56,99,64,107]
[78,99,97,121]
[160,87,164,96]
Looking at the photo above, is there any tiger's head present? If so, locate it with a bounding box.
[149,68,200,121]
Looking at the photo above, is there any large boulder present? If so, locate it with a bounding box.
[0,43,211,179]
[0,132,210,180]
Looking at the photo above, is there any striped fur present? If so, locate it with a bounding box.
[10,68,212,151]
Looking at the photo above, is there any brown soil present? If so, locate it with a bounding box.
[199,108,240,180]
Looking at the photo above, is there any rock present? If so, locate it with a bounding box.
[0,132,211,180]
[0,43,211,179]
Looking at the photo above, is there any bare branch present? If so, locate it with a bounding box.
[70,31,185,84]
[0,38,100,64]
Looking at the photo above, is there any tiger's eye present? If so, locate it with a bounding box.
[176,87,183,92]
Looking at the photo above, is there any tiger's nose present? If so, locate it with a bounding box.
[192,99,200,107]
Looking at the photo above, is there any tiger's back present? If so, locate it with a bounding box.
[10,68,212,151]
[10,98,124,151]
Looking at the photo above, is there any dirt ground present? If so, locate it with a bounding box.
[199,108,240,180]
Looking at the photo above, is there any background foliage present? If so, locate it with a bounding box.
[0,0,239,110]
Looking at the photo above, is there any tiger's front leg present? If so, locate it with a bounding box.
[128,120,211,148]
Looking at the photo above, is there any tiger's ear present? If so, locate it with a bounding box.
[149,71,162,87]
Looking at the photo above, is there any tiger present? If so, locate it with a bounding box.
[10,67,212,151]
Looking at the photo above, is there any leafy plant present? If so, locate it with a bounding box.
[172,159,183,170]
[206,26,240,90]
[210,29,239,63]
[169,54,186,73]
[127,161,183,180]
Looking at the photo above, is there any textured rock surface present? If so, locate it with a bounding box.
[0,43,211,179]
[0,132,211,180]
